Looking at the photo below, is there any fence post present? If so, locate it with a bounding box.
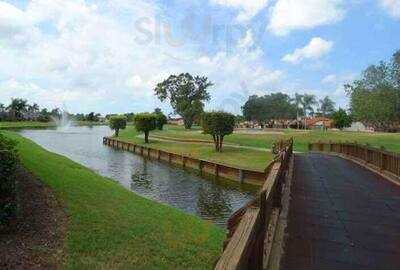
[380,146,386,171]
[238,169,244,183]
[158,150,161,161]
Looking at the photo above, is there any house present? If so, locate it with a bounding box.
[344,122,375,132]
[305,117,333,130]
[168,116,184,126]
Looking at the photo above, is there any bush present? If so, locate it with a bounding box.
[202,111,235,152]
[0,133,18,225]
[109,115,127,137]
[134,113,157,143]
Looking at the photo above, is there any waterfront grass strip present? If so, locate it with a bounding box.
[2,131,224,269]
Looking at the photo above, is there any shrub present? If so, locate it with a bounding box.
[202,111,235,152]
[134,113,157,143]
[0,133,18,225]
[109,115,127,137]
[332,108,352,130]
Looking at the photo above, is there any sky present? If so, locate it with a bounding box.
[0,0,399,115]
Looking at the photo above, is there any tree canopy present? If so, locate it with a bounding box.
[202,111,235,152]
[109,115,127,137]
[318,96,336,117]
[346,49,400,131]
[332,108,352,130]
[134,113,157,143]
[242,93,297,126]
[154,73,212,129]
[154,108,168,130]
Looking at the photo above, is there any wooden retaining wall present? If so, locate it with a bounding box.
[215,139,294,270]
[103,137,266,184]
[309,141,400,181]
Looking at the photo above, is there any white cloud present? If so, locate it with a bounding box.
[210,0,269,21]
[322,74,338,84]
[282,37,333,64]
[379,0,400,19]
[268,0,345,36]
[0,0,283,114]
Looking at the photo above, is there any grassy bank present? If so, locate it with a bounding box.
[0,121,56,129]
[2,131,224,269]
[144,125,400,153]
[118,126,272,172]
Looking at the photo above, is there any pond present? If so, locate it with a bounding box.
[20,126,257,227]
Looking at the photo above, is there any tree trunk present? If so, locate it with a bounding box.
[184,117,193,129]
[145,131,149,143]
[115,129,119,137]
[219,136,224,152]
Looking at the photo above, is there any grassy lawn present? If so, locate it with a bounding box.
[0,121,56,129]
[144,125,400,153]
[118,126,272,172]
[2,131,224,269]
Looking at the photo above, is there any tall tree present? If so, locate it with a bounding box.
[318,96,336,117]
[301,94,317,117]
[154,73,212,129]
[7,98,28,121]
[346,50,400,131]
[294,93,304,129]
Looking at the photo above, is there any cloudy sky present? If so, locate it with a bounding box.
[0,0,399,114]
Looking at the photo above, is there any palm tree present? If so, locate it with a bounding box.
[294,93,304,129]
[7,98,28,121]
[318,96,336,117]
[301,94,317,129]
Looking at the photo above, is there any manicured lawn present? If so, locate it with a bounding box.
[2,131,224,269]
[144,125,400,153]
[118,126,272,172]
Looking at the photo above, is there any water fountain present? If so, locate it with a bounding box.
[52,104,73,131]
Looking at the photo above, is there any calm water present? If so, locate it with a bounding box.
[20,126,257,227]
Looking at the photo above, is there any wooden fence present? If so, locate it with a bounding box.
[103,137,266,184]
[309,141,400,180]
[214,138,294,270]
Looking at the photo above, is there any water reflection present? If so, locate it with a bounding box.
[20,126,257,227]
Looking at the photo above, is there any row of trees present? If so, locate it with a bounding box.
[0,98,60,122]
[241,93,336,128]
[346,50,400,131]
[110,108,168,141]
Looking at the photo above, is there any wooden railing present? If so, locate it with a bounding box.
[215,138,294,270]
[103,137,266,184]
[309,141,400,179]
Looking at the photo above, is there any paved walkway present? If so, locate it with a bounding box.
[281,153,400,270]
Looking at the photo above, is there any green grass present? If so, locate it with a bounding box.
[0,121,56,129]
[118,126,272,172]
[143,125,400,153]
[2,131,224,269]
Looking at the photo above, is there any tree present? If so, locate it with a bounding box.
[318,96,336,117]
[332,108,352,130]
[7,98,28,121]
[109,115,127,137]
[154,108,167,130]
[134,113,157,143]
[346,50,400,131]
[202,111,235,152]
[242,93,297,127]
[154,73,212,129]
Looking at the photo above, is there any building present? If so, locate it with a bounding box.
[305,117,333,130]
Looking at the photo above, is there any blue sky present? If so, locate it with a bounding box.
[0,0,399,115]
